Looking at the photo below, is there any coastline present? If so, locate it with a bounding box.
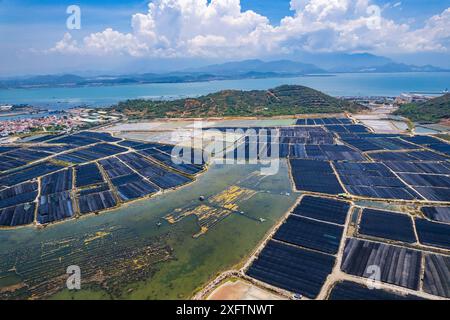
[1,72,449,109]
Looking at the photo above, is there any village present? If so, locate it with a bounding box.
[0,108,123,138]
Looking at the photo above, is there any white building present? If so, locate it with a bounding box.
[0,105,13,111]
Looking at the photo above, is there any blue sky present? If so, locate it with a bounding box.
[1,0,449,76]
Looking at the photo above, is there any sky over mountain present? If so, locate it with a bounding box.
[1,0,449,75]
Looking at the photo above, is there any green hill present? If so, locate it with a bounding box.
[395,93,450,123]
[112,85,365,119]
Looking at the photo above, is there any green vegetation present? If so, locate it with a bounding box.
[436,134,450,142]
[395,94,450,124]
[111,85,365,119]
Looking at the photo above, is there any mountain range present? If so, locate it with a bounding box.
[0,53,448,89]
[182,59,325,75]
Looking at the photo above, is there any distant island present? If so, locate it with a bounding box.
[395,93,450,124]
[1,54,448,89]
[110,85,366,119]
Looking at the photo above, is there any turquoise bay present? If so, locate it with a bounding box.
[0,72,449,109]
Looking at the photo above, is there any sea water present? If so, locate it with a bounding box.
[0,72,449,111]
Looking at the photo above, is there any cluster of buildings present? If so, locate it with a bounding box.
[0,108,124,137]
[394,93,434,105]
[345,93,439,109]
[67,108,122,124]
[344,96,396,108]
[0,115,81,137]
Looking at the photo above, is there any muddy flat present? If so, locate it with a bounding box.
[208,280,287,300]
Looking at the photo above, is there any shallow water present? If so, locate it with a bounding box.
[415,125,442,134]
[0,161,298,300]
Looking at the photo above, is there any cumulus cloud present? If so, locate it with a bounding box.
[50,33,80,54]
[50,0,450,57]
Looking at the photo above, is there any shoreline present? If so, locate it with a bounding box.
[2,71,450,92]
[1,72,449,109]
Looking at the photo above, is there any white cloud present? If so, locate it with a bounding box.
[50,33,80,54]
[405,8,450,52]
[84,28,148,56]
[50,0,450,58]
